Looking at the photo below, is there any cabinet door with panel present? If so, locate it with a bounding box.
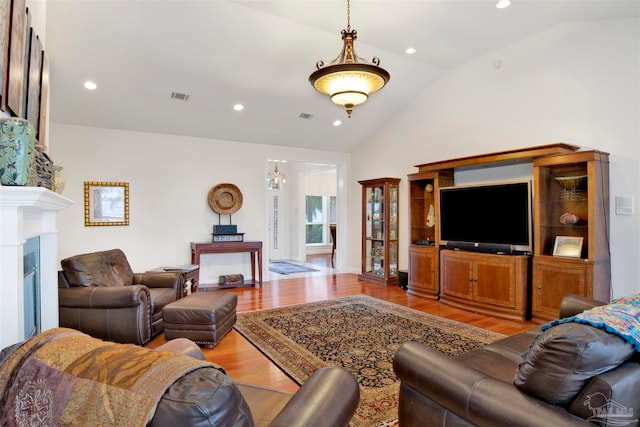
[532,257,590,320]
[408,245,438,298]
[440,250,529,322]
[440,251,474,300]
[474,259,519,309]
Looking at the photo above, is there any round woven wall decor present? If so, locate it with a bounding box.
[208,183,243,215]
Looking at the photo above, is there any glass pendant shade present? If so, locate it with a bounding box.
[267,164,286,190]
[309,3,389,118]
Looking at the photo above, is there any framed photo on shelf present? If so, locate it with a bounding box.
[553,236,583,258]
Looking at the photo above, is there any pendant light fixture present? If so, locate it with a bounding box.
[267,163,286,190]
[309,0,390,118]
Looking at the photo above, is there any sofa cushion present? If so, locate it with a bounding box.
[514,322,635,406]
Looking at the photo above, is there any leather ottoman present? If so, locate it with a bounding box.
[163,291,237,348]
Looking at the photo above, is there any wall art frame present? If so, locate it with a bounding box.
[0,0,11,109]
[26,27,41,136]
[84,181,130,226]
[552,235,583,258]
[38,50,48,143]
[6,0,26,117]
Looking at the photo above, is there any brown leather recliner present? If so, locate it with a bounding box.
[58,249,183,345]
[393,295,640,427]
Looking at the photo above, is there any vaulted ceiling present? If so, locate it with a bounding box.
[46,0,639,152]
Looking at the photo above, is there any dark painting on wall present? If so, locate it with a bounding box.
[20,7,30,117]
[6,0,26,117]
[0,0,11,109]
[38,51,48,144]
[26,28,41,137]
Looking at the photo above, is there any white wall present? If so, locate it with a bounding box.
[351,18,639,298]
[49,125,350,285]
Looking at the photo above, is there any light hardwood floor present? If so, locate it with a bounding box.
[146,255,537,394]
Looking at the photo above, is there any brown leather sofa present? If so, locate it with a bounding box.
[58,249,183,345]
[0,334,360,427]
[393,295,640,427]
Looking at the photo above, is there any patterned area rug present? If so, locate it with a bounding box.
[234,294,505,427]
[268,261,319,274]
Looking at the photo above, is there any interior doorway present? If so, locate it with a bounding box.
[265,159,344,278]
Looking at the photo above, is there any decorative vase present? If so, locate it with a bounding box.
[30,144,54,189]
[53,165,65,194]
[0,118,36,186]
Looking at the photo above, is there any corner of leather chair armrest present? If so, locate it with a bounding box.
[468,377,590,426]
[393,342,588,426]
[268,366,360,427]
[133,272,183,289]
[559,294,607,319]
[393,341,487,414]
[155,338,206,360]
[58,285,150,308]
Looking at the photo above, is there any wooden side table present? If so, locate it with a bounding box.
[147,265,200,297]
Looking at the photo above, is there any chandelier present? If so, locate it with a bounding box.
[267,164,286,190]
[309,0,390,118]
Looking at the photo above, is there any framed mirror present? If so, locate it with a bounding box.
[84,181,129,226]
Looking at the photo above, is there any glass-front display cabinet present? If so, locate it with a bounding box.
[358,177,400,285]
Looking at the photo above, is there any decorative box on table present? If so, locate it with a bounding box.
[212,233,245,242]
[213,224,237,234]
[219,274,244,286]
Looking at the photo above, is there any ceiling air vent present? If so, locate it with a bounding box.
[171,92,190,101]
[298,113,313,120]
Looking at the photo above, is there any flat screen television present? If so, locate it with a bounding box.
[438,180,532,254]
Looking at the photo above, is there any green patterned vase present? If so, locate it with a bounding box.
[0,118,36,186]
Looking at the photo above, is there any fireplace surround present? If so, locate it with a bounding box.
[0,186,72,349]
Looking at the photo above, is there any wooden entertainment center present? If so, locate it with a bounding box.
[407,144,610,322]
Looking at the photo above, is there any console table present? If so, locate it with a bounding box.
[190,241,263,288]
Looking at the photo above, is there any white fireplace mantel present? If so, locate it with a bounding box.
[0,186,73,349]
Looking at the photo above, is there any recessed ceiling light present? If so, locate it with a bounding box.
[83,81,97,90]
[233,104,244,111]
[405,47,417,55]
[496,0,511,9]
[333,120,342,126]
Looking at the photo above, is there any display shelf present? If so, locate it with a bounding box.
[359,177,400,285]
[406,171,453,297]
[532,150,610,321]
